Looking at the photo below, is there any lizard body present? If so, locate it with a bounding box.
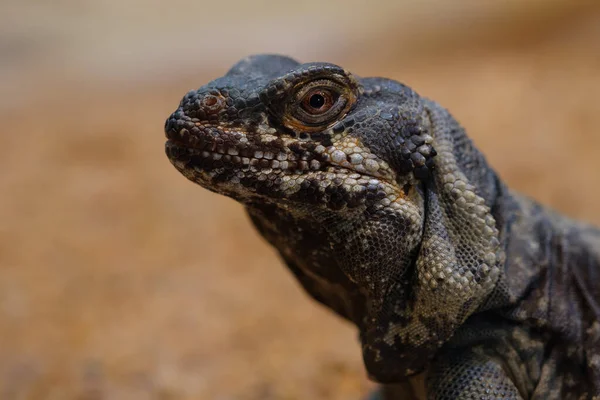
[164,55,600,399]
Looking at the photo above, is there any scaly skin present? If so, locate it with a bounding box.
[164,55,600,399]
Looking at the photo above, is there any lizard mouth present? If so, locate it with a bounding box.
[164,122,406,210]
[166,139,323,174]
[165,138,409,212]
[165,121,397,182]
[165,115,406,210]
[164,119,325,173]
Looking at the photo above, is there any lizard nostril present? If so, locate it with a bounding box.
[202,95,225,113]
[203,96,218,106]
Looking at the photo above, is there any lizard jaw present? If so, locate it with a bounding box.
[165,137,413,213]
[165,117,411,211]
[165,120,399,184]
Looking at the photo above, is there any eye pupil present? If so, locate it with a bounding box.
[309,93,325,109]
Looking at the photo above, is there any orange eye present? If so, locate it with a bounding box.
[300,90,335,115]
[282,78,357,131]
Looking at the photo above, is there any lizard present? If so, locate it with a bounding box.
[163,54,600,399]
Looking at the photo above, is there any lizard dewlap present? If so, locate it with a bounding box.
[164,54,600,400]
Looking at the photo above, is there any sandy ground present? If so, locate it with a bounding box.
[1,2,599,399]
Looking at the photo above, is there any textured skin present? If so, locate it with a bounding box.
[164,55,600,399]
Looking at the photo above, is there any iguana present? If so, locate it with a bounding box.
[164,54,600,399]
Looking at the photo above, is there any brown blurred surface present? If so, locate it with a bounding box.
[1,1,599,399]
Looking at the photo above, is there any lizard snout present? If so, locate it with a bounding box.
[164,110,214,150]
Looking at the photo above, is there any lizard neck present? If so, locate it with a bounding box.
[486,185,600,337]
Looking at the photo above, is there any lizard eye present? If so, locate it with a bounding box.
[284,79,355,131]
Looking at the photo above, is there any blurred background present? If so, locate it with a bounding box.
[1,1,599,399]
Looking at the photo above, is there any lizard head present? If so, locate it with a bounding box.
[165,55,503,382]
[165,54,435,206]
